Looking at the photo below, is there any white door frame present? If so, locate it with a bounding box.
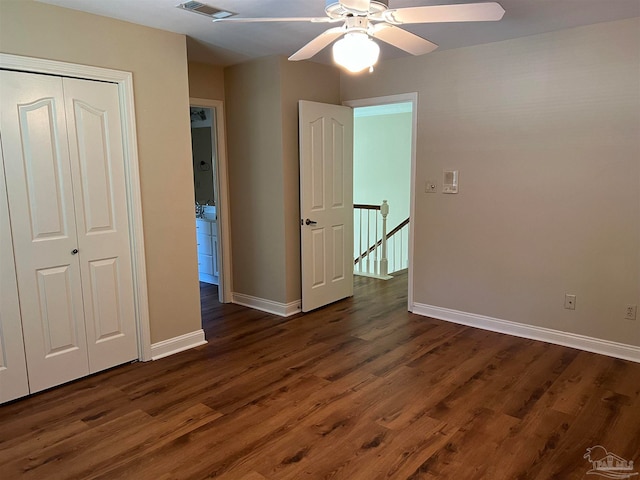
[343,93,418,311]
[0,53,153,360]
[189,97,233,303]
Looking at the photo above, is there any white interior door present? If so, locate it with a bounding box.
[299,100,354,312]
[63,77,138,372]
[0,145,30,403]
[0,70,90,392]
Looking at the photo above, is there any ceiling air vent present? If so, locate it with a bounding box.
[177,1,236,19]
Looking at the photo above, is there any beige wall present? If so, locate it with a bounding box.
[225,56,287,302]
[341,18,640,346]
[225,56,340,304]
[188,61,225,100]
[0,0,202,344]
[280,58,341,303]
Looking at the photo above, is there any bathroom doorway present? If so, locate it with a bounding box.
[190,98,232,304]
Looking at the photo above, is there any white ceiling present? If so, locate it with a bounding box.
[36,0,640,66]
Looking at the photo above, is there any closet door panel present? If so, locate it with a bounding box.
[19,98,69,239]
[63,78,138,372]
[35,265,81,354]
[0,147,30,403]
[0,70,89,393]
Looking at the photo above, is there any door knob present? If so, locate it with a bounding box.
[71,249,79,255]
[305,219,317,225]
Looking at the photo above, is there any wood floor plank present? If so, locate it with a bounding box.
[0,420,89,465]
[547,351,614,416]
[88,403,224,480]
[490,406,573,479]
[405,408,520,479]
[237,472,267,480]
[1,410,154,479]
[1,272,638,479]
[493,344,578,419]
[0,385,134,443]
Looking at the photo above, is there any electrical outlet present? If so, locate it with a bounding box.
[564,294,576,310]
[625,305,637,320]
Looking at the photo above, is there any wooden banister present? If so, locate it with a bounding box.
[386,217,410,239]
[354,203,381,210]
[354,216,409,265]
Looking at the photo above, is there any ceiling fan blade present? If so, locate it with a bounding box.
[385,2,505,24]
[339,0,371,15]
[373,24,438,56]
[289,27,346,61]
[212,16,334,23]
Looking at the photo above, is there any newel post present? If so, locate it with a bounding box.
[380,200,389,276]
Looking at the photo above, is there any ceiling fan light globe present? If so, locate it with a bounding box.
[332,33,380,73]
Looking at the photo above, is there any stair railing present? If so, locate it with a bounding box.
[354,200,409,279]
[354,203,378,275]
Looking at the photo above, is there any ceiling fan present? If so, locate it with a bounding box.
[213,0,505,73]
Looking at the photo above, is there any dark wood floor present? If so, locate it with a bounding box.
[1,272,639,479]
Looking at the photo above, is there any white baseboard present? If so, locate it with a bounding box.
[150,329,207,361]
[412,303,640,363]
[232,292,301,317]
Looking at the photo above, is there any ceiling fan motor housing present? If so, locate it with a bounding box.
[325,0,389,18]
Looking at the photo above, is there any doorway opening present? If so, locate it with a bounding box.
[189,98,232,306]
[345,93,417,311]
[191,105,220,293]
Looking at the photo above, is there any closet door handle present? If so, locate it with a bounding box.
[71,249,79,255]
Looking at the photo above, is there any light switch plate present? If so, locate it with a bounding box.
[425,180,437,193]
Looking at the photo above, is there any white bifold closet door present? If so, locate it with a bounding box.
[0,143,29,403]
[0,70,138,397]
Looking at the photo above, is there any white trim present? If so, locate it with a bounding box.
[354,271,393,281]
[413,303,640,363]
[150,330,207,361]
[190,98,233,304]
[1,54,133,83]
[343,93,418,312]
[232,293,302,317]
[0,53,152,361]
